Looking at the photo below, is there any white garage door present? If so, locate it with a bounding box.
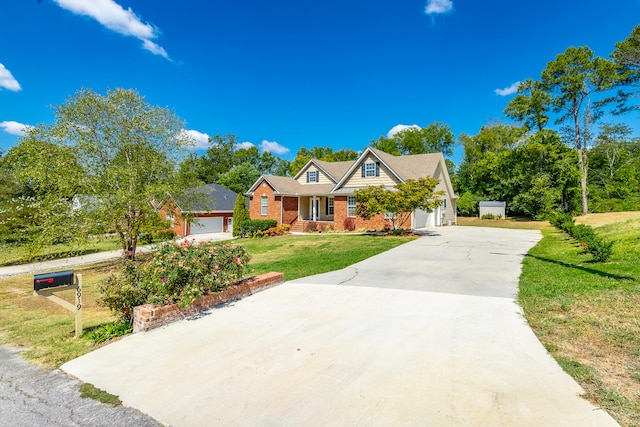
[414,209,428,228]
[191,217,223,234]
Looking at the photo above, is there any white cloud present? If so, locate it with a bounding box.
[53,0,170,60]
[235,141,256,150]
[495,81,521,96]
[260,140,289,155]
[181,129,210,149]
[425,0,453,15]
[387,124,421,138]
[0,120,31,136]
[0,64,21,92]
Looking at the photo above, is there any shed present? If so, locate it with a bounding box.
[479,201,506,218]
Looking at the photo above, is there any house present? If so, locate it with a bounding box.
[158,184,238,237]
[246,147,457,232]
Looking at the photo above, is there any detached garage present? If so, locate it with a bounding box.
[158,184,239,237]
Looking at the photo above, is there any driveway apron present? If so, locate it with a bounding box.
[62,227,620,426]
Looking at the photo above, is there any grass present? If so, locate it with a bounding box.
[0,236,122,266]
[79,383,122,406]
[519,215,640,426]
[236,233,416,281]
[0,233,415,369]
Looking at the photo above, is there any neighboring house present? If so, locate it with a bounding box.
[246,147,457,232]
[158,184,238,237]
[479,201,506,218]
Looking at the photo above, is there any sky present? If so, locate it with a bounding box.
[1,0,639,166]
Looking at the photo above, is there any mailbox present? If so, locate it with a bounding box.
[34,270,75,291]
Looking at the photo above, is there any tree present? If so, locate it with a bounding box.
[354,177,443,230]
[609,24,640,114]
[541,46,618,215]
[371,123,455,157]
[217,162,260,194]
[504,79,552,133]
[10,88,194,258]
[232,194,250,236]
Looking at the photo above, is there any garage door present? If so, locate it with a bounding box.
[190,217,223,234]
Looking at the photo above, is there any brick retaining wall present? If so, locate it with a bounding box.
[132,272,284,333]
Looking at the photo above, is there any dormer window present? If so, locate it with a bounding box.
[361,161,380,178]
[306,170,319,183]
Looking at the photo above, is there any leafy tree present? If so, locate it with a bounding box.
[540,46,618,215]
[504,79,552,133]
[187,134,237,183]
[217,162,260,194]
[371,122,455,157]
[9,88,194,258]
[232,194,250,237]
[609,24,640,114]
[354,177,443,230]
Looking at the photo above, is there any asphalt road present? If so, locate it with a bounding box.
[0,346,160,427]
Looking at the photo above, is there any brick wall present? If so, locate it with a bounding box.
[133,272,284,333]
[158,201,186,237]
[249,181,281,222]
[332,195,401,231]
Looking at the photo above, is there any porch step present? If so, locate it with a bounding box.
[289,222,304,233]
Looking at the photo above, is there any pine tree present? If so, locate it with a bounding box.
[232,194,250,236]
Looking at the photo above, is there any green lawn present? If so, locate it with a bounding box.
[0,236,123,266]
[0,233,415,368]
[519,218,640,427]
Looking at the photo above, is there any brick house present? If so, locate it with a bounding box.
[246,147,457,232]
[158,184,238,237]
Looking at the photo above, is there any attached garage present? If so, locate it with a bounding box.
[414,207,442,228]
[190,217,223,234]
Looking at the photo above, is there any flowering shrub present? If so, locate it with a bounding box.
[98,240,250,322]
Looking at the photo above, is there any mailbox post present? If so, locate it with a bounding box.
[33,270,82,338]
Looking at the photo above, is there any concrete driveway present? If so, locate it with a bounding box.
[62,227,619,426]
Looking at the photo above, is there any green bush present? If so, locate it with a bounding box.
[240,219,277,235]
[584,235,614,262]
[549,213,614,262]
[232,195,250,237]
[480,213,496,220]
[98,240,250,322]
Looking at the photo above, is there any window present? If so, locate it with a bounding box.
[347,196,356,217]
[166,214,174,227]
[443,198,447,208]
[361,162,380,178]
[384,212,394,219]
[327,197,334,215]
[261,195,268,215]
[306,170,318,183]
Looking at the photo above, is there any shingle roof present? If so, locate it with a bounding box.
[172,183,238,212]
[258,175,335,195]
[369,148,443,181]
[313,159,355,182]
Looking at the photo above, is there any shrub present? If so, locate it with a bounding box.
[480,213,496,220]
[153,229,177,242]
[343,217,356,231]
[549,213,614,262]
[240,219,277,235]
[232,195,250,237]
[98,240,250,322]
[584,235,614,262]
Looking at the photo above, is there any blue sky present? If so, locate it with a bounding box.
[1,0,639,166]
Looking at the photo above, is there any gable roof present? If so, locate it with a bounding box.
[246,147,458,199]
[293,158,355,183]
[170,183,238,213]
[247,175,335,196]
